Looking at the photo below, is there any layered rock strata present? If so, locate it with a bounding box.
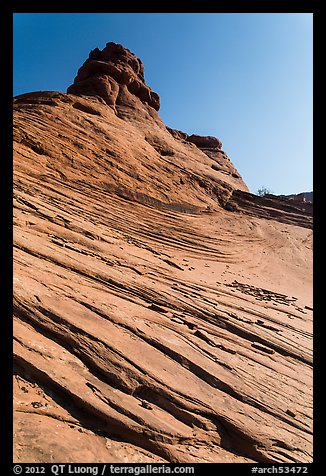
[13,42,313,463]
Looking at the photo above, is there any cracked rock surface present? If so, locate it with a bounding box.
[13,43,312,463]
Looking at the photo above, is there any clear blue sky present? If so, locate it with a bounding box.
[13,13,313,195]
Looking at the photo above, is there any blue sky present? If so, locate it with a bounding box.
[13,13,313,195]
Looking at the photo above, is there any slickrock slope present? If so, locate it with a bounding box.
[13,43,313,464]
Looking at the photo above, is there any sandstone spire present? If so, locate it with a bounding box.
[67,42,160,112]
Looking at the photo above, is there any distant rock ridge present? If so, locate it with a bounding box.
[274,192,313,204]
[67,42,160,112]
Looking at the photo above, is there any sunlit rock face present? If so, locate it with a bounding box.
[13,42,312,464]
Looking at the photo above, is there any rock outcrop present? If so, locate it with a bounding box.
[186,134,223,150]
[225,190,312,229]
[13,42,313,464]
[67,42,160,112]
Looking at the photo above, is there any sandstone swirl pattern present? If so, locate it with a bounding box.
[13,43,312,463]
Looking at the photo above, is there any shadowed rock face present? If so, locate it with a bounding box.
[13,43,312,464]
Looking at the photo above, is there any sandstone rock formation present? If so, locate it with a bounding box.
[186,134,222,150]
[13,43,312,464]
[67,42,160,112]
